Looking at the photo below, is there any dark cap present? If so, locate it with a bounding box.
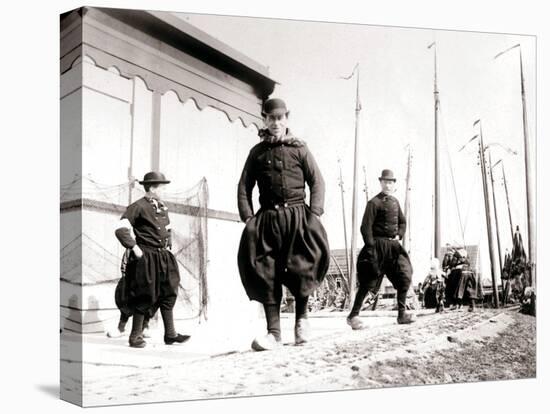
[262,98,288,117]
[379,169,396,182]
[138,171,170,185]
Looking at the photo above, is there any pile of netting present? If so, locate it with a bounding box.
[60,175,209,321]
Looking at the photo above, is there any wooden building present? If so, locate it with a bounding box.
[60,7,276,336]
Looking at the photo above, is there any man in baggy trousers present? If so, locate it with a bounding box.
[347,169,415,329]
[237,98,330,351]
[115,172,191,348]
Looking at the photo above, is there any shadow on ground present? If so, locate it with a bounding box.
[36,384,59,399]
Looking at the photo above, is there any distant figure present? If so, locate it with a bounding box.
[237,98,330,351]
[115,172,191,348]
[421,258,446,312]
[347,169,414,330]
[519,286,536,316]
[443,247,478,311]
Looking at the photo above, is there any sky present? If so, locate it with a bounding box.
[175,12,536,284]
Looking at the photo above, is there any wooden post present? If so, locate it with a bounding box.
[128,77,137,205]
[151,91,162,171]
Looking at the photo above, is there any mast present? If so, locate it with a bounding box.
[487,150,504,277]
[501,162,515,241]
[519,48,536,288]
[403,146,412,254]
[494,44,535,287]
[493,159,515,243]
[338,159,350,279]
[428,42,441,260]
[362,166,369,205]
[476,121,500,308]
[349,64,361,305]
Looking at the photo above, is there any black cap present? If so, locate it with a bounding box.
[138,171,170,185]
[262,98,288,116]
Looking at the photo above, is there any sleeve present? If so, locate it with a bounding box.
[115,204,139,248]
[397,202,406,240]
[302,146,325,216]
[166,218,173,250]
[237,149,257,222]
[360,200,376,247]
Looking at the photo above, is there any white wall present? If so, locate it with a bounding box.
[159,92,259,213]
[62,57,264,332]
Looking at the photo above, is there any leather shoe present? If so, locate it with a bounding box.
[164,333,191,345]
[129,335,146,348]
[251,333,282,351]
[397,311,414,324]
[346,316,365,330]
[106,329,124,338]
[295,318,310,345]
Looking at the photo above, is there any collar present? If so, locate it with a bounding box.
[143,194,167,213]
[258,128,304,147]
[377,192,394,201]
[144,193,160,201]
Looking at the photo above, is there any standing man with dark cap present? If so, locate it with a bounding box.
[347,169,414,329]
[115,172,190,348]
[237,98,330,351]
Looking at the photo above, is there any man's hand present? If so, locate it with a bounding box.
[132,244,143,258]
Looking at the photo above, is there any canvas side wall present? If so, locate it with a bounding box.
[60,51,83,407]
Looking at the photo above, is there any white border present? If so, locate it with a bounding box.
[3,1,546,413]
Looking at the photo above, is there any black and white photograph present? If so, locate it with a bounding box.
[4,1,548,413]
[57,4,540,408]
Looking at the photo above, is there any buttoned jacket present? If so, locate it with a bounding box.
[237,130,325,222]
[360,192,406,247]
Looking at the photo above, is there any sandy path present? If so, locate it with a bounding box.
[79,308,535,406]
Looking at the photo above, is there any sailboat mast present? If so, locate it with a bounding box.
[338,160,350,278]
[363,166,369,204]
[501,162,514,241]
[519,49,536,288]
[432,43,441,259]
[349,65,361,305]
[403,147,412,254]
[494,44,535,287]
[488,150,504,276]
[478,122,500,308]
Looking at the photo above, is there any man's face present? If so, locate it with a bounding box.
[263,113,288,138]
[150,183,167,198]
[379,179,396,194]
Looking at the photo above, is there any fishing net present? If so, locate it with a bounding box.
[60,176,209,321]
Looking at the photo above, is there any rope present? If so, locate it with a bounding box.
[439,105,466,246]
[461,171,478,234]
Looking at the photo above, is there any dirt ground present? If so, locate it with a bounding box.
[72,308,535,407]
